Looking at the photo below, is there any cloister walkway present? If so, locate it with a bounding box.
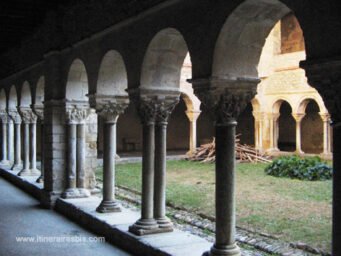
[0,177,131,256]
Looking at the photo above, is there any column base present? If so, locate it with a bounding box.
[320,152,333,160]
[61,188,91,199]
[40,190,62,209]
[129,218,160,236]
[36,175,44,183]
[0,160,10,166]
[203,243,241,256]
[11,163,22,171]
[18,168,34,176]
[30,168,41,176]
[295,150,305,155]
[156,217,174,231]
[96,200,121,213]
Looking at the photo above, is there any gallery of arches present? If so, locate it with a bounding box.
[0,1,340,256]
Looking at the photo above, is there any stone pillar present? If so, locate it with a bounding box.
[292,113,305,154]
[18,108,38,176]
[29,121,40,175]
[95,101,128,213]
[8,110,22,170]
[192,77,258,256]
[320,113,332,156]
[154,99,178,232]
[7,119,14,163]
[33,107,44,183]
[129,99,159,235]
[0,112,9,165]
[185,110,201,156]
[267,113,280,152]
[252,111,262,151]
[62,106,90,198]
[300,58,341,255]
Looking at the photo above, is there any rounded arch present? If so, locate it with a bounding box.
[251,97,261,113]
[8,86,18,110]
[0,89,7,109]
[97,50,128,96]
[21,81,32,107]
[296,96,324,114]
[66,59,89,102]
[272,98,293,114]
[212,0,292,79]
[35,76,45,105]
[140,28,189,91]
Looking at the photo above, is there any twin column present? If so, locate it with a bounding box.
[62,106,90,199]
[129,96,178,236]
[17,108,40,176]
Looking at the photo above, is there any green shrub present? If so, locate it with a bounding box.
[265,156,332,181]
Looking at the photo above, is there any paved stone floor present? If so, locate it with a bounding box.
[0,177,131,256]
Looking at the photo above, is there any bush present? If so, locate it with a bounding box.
[265,156,332,181]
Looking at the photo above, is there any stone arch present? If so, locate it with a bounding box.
[20,81,32,107]
[272,98,293,114]
[8,86,18,110]
[277,100,295,152]
[35,76,45,105]
[65,59,89,102]
[0,89,6,109]
[140,28,189,91]
[296,96,325,115]
[301,100,323,154]
[212,0,293,80]
[97,50,128,96]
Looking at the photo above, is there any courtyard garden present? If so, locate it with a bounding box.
[96,159,332,253]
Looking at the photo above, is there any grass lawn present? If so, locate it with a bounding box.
[96,160,332,252]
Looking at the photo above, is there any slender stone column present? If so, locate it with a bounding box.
[292,113,305,154]
[192,78,258,256]
[320,113,332,155]
[33,107,44,183]
[7,119,14,163]
[129,100,159,235]
[77,123,89,197]
[62,106,90,198]
[62,123,78,198]
[17,108,37,176]
[29,121,40,175]
[19,123,30,175]
[154,99,178,231]
[0,113,9,165]
[95,101,128,213]
[185,110,201,156]
[8,110,22,170]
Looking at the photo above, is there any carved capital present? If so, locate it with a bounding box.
[32,104,44,122]
[191,77,258,125]
[292,113,305,122]
[18,107,38,124]
[319,113,331,123]
[138,96,179,125]
[7,109,22,124]
[301,59,341,124]
[65,107,90,124]
[90,94,129,123]
[0,109,9,123]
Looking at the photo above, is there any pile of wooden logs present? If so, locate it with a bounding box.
[187,136,272,164]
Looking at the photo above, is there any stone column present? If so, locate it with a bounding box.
[129,99,159,235]
[0,112,9,165]
[154,99,178,232]
[185,110,201,156]
[96,101,128,213]
[8,110,22,170]
[7,119,14,163]
[292,113,305,154]
[29,119,40,175]
[320,113,332,156]
[300,59,341,255]
[18,108,38,176]
[192,78,258,256]
[62,106,90,198]
[33,107,44,183]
